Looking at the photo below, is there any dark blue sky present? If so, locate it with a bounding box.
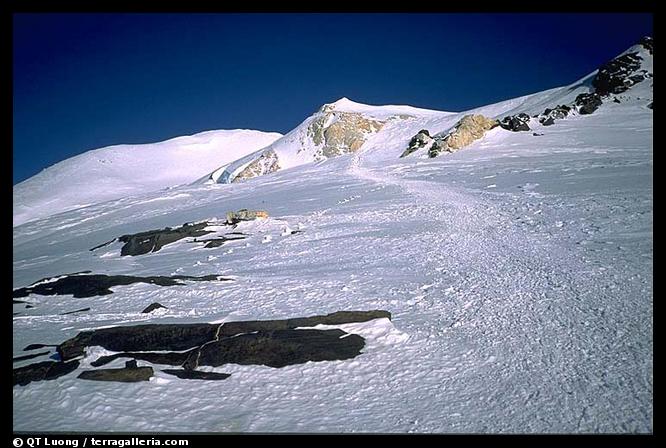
[13,13,652,184]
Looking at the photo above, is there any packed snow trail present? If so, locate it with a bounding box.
[340,144,651,432]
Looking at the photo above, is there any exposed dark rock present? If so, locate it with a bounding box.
[593,52,644,96]
[90,240,116,251]
[120,222,215,256]
[217,310,391,337]
[202,240,224,249]
[613,97,621,103]
[91,223,215,256]
[58,310,391,365]
[199,235,247,248]
[499,113,531,132]
[14,310,391,387]
[13,351,51,363]
[648,102,653,110]
[58,323,220,361]
[13,360,80,386]
[90,351,195,368]
[532,133,544,136]
[538,105,571,126]
[13,273,229,299]
[575,93,603,115]
[60,307,91,315]
[162,369,231,380]
[78,366,153,382]
[225,209,269,225]
[401,129,433,157]
[428,140,447,158]
[184,328,365,370]
[13,299,27,304]
[125,360,138,369]
[629,71,652,85]
[142,302,167,313]
[82,329,365,372]
[639,36,653,55]
[25,305,34,309]
[24,343,58,351]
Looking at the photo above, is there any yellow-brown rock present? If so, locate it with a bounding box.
[232,150,280,182]
[429,114,498,157]
[307,111,384,160]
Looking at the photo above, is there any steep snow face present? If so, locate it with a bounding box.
[13,129,282,227]
[207,98,453,183]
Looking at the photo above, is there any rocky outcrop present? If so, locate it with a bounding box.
[90,221,215,256]
[225,209,269,225]
[401,130,433,157]
[429,115,498,157]
[58,323,220,361]
[142,302,167,313]
[118,222,213,256]
[499,113,531,132]
[13,351,51,363]
[23,343,58,351]
[78,361,153,383]
[162,369,230,380]
[233,149,281,183]
[91,351,194,368]
[538,105,571,126]
[575,93,603,115]
[200,234,247,248]
[15,310,391,387]
[183,328,365,370]
[309,106,384,161]
[13,360,80,386]
[639,36,653,55]
[57,310,390,362]
[496,37,653,133]
[13,273,229,299]
[593,52,646,96]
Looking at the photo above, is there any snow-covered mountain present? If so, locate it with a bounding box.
[202,38,652,186]
[13,129,282,226]
[201,98,453,184]
[13,38,652,433]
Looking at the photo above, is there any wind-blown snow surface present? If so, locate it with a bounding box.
[13,129,282,227]
[13,87,652,432]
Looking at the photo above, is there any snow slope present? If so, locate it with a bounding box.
[13,43,652,433]
[13,129,282,227]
